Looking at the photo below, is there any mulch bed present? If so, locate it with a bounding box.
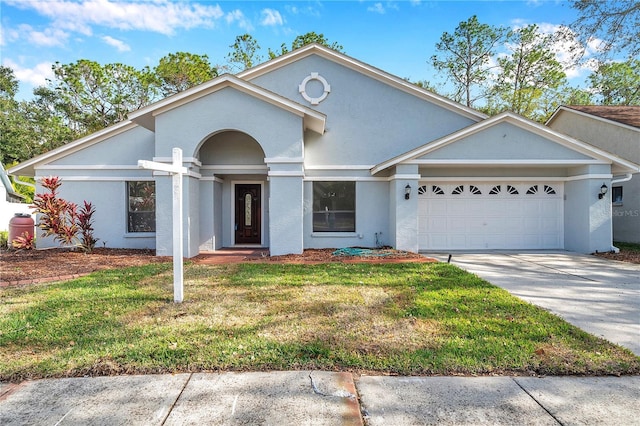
[1,247,433,286]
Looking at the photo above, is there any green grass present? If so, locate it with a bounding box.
[614,241,640,253]
[1,261,638,381]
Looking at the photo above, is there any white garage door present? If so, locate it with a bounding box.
[418,182,564,250]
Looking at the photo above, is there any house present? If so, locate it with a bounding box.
[1,163,31,233]
[547,106,640,244]
[8,45,639,256]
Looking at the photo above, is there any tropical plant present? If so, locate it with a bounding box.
[11,232,35,250]
[31,176,98,252]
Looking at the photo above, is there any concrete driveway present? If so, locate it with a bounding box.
[424,251,640,355]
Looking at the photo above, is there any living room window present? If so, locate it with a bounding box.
[127,181,156,233]
[313,181,355,232]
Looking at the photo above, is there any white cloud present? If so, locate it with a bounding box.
[260,8,284,26]
[368,3,386,14]
[5,0,225,36]
[3,59,54,88]
[102,35,130,52]
[29,26,70,47]
[226,9,253,31]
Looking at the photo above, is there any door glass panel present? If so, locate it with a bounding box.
[245,193,252,226]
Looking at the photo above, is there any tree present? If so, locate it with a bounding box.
[268,32,344,59]
[153,52,218,96]
[44,60,155,133]
[569,0,640,59]
[588,59,640,105]
[0,66,77,166]
[431,15,506,107]
[489,25,567,121]
[226,34,263,72]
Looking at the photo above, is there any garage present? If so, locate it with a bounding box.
[418,182,564,250]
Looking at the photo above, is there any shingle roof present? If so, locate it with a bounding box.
[565,105,640,128]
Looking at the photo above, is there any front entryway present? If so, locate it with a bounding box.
[235,184,262,245]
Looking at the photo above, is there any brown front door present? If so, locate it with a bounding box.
[235,184,261,244]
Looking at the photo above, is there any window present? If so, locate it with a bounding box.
[452,185,464,194]
[127,181,155,233]
[431,185,444,195]
[313,181,355,232]
[612,186,623,204]
[469,185,482,195]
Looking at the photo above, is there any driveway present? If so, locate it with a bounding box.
[423,251,640,355]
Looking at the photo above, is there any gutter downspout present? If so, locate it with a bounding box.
[609,174,634,253]
[611,174,633,184]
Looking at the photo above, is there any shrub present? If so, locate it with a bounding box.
[0,231,8,249]
[31,176,99,253]
[11,232,35,250]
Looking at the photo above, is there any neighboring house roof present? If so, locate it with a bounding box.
[547,105,640,130]
[372,111,640,175]
[1,163,25,202]
[239,43,487,123]
[129,73,326,134]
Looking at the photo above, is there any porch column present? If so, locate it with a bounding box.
[267,161,304,256]
[389,164,420,253]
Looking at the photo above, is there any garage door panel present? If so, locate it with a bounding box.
[418,182,564,250]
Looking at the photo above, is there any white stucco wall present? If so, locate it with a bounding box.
[250,55,478,167]
[612,177,640,243]
[564,166,614,253]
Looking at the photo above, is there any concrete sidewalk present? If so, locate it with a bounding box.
[1,372,639,425]
[425,251,640,355]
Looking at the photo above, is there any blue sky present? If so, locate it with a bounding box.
[1,1,590,100]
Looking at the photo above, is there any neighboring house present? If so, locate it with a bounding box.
[1,163,31,232]
[547,106,640,244]
[8,45,639,256]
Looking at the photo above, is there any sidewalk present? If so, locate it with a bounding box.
[2,372,639,425]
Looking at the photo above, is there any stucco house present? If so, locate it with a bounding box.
[8,45,639,256]
[547,106,640,244]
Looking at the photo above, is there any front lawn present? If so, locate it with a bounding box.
[1,262,638,381]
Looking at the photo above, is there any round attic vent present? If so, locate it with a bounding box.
[298,72,330,105]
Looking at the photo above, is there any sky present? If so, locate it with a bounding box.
[1,0,593,100]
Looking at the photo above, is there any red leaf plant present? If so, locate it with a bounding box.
[11,232,35,250]
[31,176,99,253]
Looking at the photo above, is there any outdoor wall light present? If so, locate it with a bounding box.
[598,183,608,199]
[405,184,412,200]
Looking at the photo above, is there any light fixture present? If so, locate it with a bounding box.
[405,184,412,200]
[598,183,608,199]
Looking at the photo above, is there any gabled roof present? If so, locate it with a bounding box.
[238,43,487,123]
[8,120,138,177]
[372,111,640,175]
[547,105,640,130]
[129,74,326,134]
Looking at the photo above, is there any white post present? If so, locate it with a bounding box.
[138,148,187,303]
[172,148,184,303]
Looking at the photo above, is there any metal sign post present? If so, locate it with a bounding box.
[138,148,188,303]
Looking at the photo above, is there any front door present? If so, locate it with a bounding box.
[235,184,261,244]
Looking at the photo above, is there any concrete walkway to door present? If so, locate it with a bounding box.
[423,251,640,355]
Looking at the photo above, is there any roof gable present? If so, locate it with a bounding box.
[238,43,487,123]
[372,112,640,175]
[129,74,326,134]
[8,120,139,177]
[550,105,640,129]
